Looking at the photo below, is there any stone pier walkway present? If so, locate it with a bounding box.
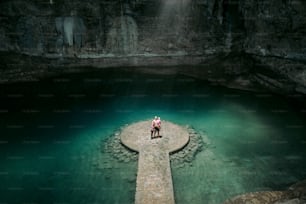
[120,120,190,204]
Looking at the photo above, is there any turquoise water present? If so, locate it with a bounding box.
[0,69,306,204]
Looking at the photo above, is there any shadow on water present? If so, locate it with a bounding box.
[0,68,306,203]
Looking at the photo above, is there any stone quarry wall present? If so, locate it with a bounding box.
[0,0,305,94]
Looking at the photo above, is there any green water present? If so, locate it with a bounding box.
[0,69,306,204]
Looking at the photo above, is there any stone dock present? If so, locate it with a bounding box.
[120,120,190,204]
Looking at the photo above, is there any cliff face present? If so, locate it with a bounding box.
[0,0,235,55]
[239,0,306,94]
[0,0,305,94]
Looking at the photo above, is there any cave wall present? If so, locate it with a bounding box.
[238,0,306,93]
[0,0,306,94]
[240,0,306,59]
[0,0,241,55]
[2,0,304,58]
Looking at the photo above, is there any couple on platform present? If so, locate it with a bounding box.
[151,116,161,139]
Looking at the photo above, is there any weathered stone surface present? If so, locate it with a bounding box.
[120,120,189,153]
[288,179,306,202]
[223,191,288,204]
[223,179,306,204]
[275,198,301,204]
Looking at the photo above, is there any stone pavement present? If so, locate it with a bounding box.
[120,120,190,204]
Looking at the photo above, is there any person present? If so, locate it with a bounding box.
[157,117,161,133]
[151,116,161,139]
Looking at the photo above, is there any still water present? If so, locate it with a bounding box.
[0,68,306,204]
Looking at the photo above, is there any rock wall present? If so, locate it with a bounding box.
[106,15,138,54]
[55,16,86,51]
[238,0,306,93]
[240,0,306,60]
[0,0,305,94]
[0,0,243,55]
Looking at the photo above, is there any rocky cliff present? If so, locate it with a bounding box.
[0,0,305,94]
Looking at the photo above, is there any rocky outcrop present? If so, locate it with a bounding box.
[250,55,306,94]
[223,191,289,204]
[223,179,306,204]
[288,180,306,202]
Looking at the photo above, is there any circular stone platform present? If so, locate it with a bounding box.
[120,120,190,204]
[103,121,204,169]
[120,120,190,153]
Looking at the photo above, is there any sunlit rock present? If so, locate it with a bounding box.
[55,14,86,51]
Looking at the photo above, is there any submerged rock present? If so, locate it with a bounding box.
[223,179,306,204]
[275,198,301,204]
[102,126,138,165]
[288,179,306,202]
[170,126,206,168]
